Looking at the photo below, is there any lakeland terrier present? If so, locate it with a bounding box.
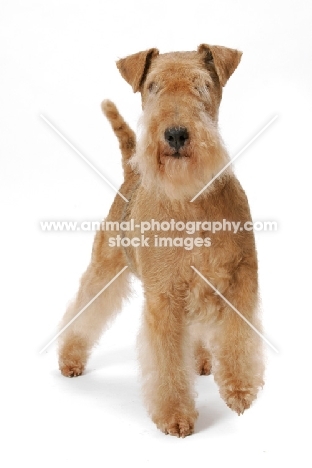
[58,44,264,437]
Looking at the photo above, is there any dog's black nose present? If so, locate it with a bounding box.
[164,127,189,152]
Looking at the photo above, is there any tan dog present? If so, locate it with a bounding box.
[58,44,264,437]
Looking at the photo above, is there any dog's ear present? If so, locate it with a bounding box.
[116,48,159,93]
[198,44,242,87]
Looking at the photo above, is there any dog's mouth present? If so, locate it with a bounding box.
[171,151,186,159]
[159,150,190,165]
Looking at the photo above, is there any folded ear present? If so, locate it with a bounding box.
[116,48,159,93]
[198,44,242,87]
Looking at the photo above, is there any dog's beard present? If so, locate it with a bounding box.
[130,113,230,200]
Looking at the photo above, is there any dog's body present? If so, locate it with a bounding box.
[58,45,264,437]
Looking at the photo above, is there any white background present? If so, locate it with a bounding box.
[1,1,312,466]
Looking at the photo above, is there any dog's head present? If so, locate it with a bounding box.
[117,45,242,200]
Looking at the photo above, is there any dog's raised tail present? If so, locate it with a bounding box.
[101,100,136,174]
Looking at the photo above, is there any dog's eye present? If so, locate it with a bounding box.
[194,85,207,96]
[194,82,211,97]
[147,82,158,93]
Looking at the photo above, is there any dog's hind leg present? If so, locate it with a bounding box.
[194,341,212,376]
[189,322,212,376]
[58,220,131,377]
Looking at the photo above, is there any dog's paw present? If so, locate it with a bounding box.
[221,387,258,415]
[58,335,88,377]
[155,411,198,438]
[196,357,212,376]
[59,362,84,377]
[195,347,212,376]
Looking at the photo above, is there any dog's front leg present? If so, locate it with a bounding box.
[138,291,198,437]
[211,266,265,415]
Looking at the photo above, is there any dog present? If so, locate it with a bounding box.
[58,44,264,437]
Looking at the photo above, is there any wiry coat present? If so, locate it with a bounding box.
[58,44,264,438]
